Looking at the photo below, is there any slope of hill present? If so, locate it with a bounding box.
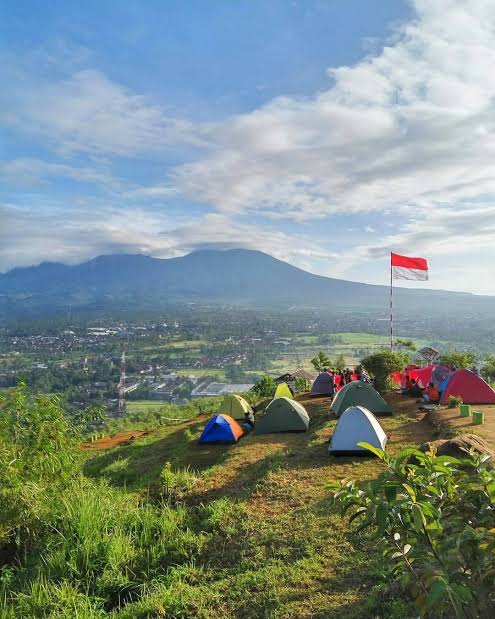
[1,248,494,317]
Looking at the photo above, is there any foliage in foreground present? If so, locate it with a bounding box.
[0,382,416,618]
[331,443,495,618]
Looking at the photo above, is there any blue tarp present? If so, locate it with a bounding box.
[439,373,454,395]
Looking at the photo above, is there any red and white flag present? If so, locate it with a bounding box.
[391,252,428,281]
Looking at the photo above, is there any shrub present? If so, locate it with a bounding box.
[0,382,80,559]
[330,443,495,618]
[294,377,311,393]
[361,350,410,392]
[439,351,476,369]
[447,395,463,408]
[251,375,276,398]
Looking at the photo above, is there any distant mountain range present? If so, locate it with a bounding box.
[1,249,494,318]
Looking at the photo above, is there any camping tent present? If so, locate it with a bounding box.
[329,406,388,456]
[217,394,254,420]
[311,372,335,396]
[274,382,293,399]
[331,381,393,417]
[440,369,495,405]
[198,414,244,444]
[255,397,310,434]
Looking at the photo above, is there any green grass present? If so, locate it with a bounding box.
[126,400,167,413]
[2,391,427,618]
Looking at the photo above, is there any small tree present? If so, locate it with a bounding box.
[361,350,410,392]
[439,350,476,369]
[334,354,346,372]
[251,375,276,398]
[481,354,495,382]
[294,377,311,393]
[311,351,332,373]
[395,339,417,353]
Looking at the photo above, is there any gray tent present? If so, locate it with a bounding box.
[255,397,310,434]
[331,381,393,417]
[310,372,335,396]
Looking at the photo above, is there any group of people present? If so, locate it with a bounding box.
[323,366,370,397]
[402,366,458,403]
[402,378,440,403]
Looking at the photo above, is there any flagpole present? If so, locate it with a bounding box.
[390,252,393,351]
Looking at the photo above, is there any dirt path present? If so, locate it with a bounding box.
[81,430,149,450]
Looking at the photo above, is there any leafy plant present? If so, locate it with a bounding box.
[160,462,197,502]
[447,395,463,409]
[0,382,80,558]
[481,354,495,382]
[251,375,276,398]
[294,376,311,393]
[330,443,495,618]
[361,350,410,392]
[439,351,477,369]
[310,351,332,373]
[396,339,417,352]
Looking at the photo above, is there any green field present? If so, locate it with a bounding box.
[126,400,166,413]
[175,368,226,378]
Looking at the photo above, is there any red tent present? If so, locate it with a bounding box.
[411,365,434,388]
[440,369,495,405]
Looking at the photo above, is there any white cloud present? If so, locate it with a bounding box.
[0,204,336,274]
[170,0,495,230]
[1,68,200,156]
[0,158,122,190]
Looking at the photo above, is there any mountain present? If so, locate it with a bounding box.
[0,249,494,318]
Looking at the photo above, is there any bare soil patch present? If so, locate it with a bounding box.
[426,404,495,448]
[82,430,148,450]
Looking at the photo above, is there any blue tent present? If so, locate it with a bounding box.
[198,414,243,444]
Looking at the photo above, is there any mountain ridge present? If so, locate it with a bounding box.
[0,249,492,318]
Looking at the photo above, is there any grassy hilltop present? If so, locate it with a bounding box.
[1,384,494,618]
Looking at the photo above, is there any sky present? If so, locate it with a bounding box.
[1,0,495,294]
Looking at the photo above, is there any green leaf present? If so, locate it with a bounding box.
[434,455,462,466]
[384,484,398,502]
[357,442,385,459]
[402,483,417,502]
[426,580,447,609]
[486,481,495,498]
[403,544,412,555]
[376,503,388,532]
[412,504,426,533]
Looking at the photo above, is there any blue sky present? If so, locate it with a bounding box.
[2,0,495,294]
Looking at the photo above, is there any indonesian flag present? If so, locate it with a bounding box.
[391,252,428,281]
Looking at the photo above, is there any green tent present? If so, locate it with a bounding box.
[331,381,393,417]
[255,397,310,434]
[274,382,293,399]
[217,394,254,420]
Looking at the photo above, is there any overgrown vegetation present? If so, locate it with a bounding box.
[439,350,477,369]
[331,443,495,618]
[0,382,422,618]
[361,350,410,392]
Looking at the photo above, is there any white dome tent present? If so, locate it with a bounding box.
[329,406,387,456]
